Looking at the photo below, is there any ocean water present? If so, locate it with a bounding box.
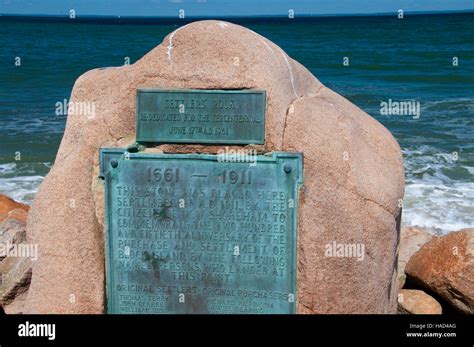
[0,14,473,234]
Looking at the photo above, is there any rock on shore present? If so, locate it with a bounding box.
[0,194,29,224]
[398,227,434,289]
[398,289,442,314]
[0,194,32,314]
[405,228,474,314]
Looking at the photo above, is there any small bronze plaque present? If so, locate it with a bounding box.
[136,89,265,144]
[100,149,302,314]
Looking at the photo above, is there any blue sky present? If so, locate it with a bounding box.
[1,0,473,16]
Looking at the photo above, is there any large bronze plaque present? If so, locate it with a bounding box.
[100,149,302,314]
[136,89,265,144]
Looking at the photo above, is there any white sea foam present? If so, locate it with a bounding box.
[0,175,44,205]
[0,163,17,174]
[402,182,474,235]
[401,144,474,235]
[0,163,46,205]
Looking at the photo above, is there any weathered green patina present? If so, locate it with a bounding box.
[136,89,265,144]
[100,149,302,314]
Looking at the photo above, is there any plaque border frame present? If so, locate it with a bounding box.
[100,148,303,314]
[135,88,266,145]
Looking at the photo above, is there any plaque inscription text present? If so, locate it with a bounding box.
[100,150,302,314]
[136,89,265,144]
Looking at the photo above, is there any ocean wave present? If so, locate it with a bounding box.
[401,143,474,234]
[421,98,474,111]
[403,146,473,182]
[402,182,474,235]
[0,175,44,205]
[0,162,48,204]
[0,163,17,174]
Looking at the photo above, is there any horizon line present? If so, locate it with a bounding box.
[1,9,474,19]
